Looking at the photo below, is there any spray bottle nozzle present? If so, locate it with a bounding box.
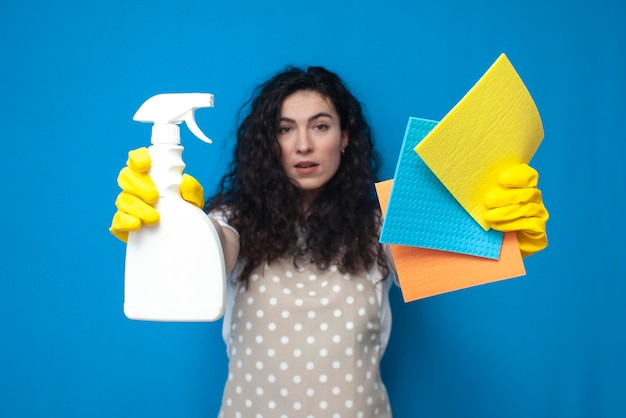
[133,93,214,144]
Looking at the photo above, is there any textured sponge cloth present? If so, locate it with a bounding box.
[379,117,503,259]
[415,53,544,230]
[376,179,525,301]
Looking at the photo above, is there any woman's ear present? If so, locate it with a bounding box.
[341,131,349,152]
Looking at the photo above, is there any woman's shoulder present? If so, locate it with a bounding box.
[208,205,239,237]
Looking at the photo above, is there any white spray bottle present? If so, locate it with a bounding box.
[124,93,226,322]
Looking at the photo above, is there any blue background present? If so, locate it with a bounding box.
[1,0,624,417]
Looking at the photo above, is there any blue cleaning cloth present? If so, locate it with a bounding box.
[379,117,504,259]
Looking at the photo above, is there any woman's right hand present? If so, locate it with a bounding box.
[110,147,207,243]
[109,147,160,242]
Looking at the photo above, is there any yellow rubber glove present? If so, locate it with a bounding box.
[484,164,549,258]
[109,147,205,242]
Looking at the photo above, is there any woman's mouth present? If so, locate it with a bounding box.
[295,161,318,174]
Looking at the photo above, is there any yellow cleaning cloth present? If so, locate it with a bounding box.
[415,53,544,230]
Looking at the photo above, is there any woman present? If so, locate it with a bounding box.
[207,67,394,417]
[110,66,548,417]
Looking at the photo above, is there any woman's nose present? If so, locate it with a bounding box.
[296,131,313,153]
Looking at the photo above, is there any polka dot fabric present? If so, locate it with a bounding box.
[218,258,391,417]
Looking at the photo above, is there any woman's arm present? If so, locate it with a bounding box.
[209,217,240,273]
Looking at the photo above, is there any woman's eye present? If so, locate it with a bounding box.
[315,124,329,131]
[278,126,291,134]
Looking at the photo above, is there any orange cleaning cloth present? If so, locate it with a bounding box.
[376,179,526,301]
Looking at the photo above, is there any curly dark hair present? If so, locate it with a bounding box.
[206,66,388,284]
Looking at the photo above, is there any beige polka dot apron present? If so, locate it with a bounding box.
[219,258,391,418]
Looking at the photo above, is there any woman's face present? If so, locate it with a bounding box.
[277,90,348,204]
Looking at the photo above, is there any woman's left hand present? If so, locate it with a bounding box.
[484,164,549,257]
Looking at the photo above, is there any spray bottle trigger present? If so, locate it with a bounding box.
[184,110,212,144]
